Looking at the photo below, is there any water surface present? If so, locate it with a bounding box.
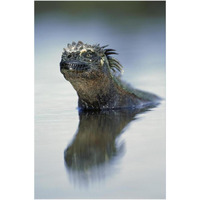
[35,2,165,199]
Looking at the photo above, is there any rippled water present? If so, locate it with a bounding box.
[35,2,165,199]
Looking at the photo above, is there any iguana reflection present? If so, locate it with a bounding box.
[64,107,155,185]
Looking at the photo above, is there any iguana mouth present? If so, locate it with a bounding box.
[60,61,90,72]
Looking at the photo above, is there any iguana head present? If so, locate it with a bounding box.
[60,41,123,80]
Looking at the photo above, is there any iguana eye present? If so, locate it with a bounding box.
[81,50,97,59]
[67,55,72,58]
[86,51,97,58]
[86,54,91,58]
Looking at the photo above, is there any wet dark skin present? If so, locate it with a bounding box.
[60,41,161,111]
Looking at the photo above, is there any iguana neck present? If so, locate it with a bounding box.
[67,71,112,109]
[66,71,141,110]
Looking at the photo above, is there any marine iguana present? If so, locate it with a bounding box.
[60,41,160,110]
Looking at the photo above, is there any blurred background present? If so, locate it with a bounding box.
[35,1,165,199]
[35,1,165,93]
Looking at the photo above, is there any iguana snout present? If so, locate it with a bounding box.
[60,60,90,73]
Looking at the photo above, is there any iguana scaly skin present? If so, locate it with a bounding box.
[60,41,160,110]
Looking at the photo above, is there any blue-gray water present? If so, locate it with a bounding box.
[35,2,165,199]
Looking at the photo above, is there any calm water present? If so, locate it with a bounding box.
[35,2,165,199]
